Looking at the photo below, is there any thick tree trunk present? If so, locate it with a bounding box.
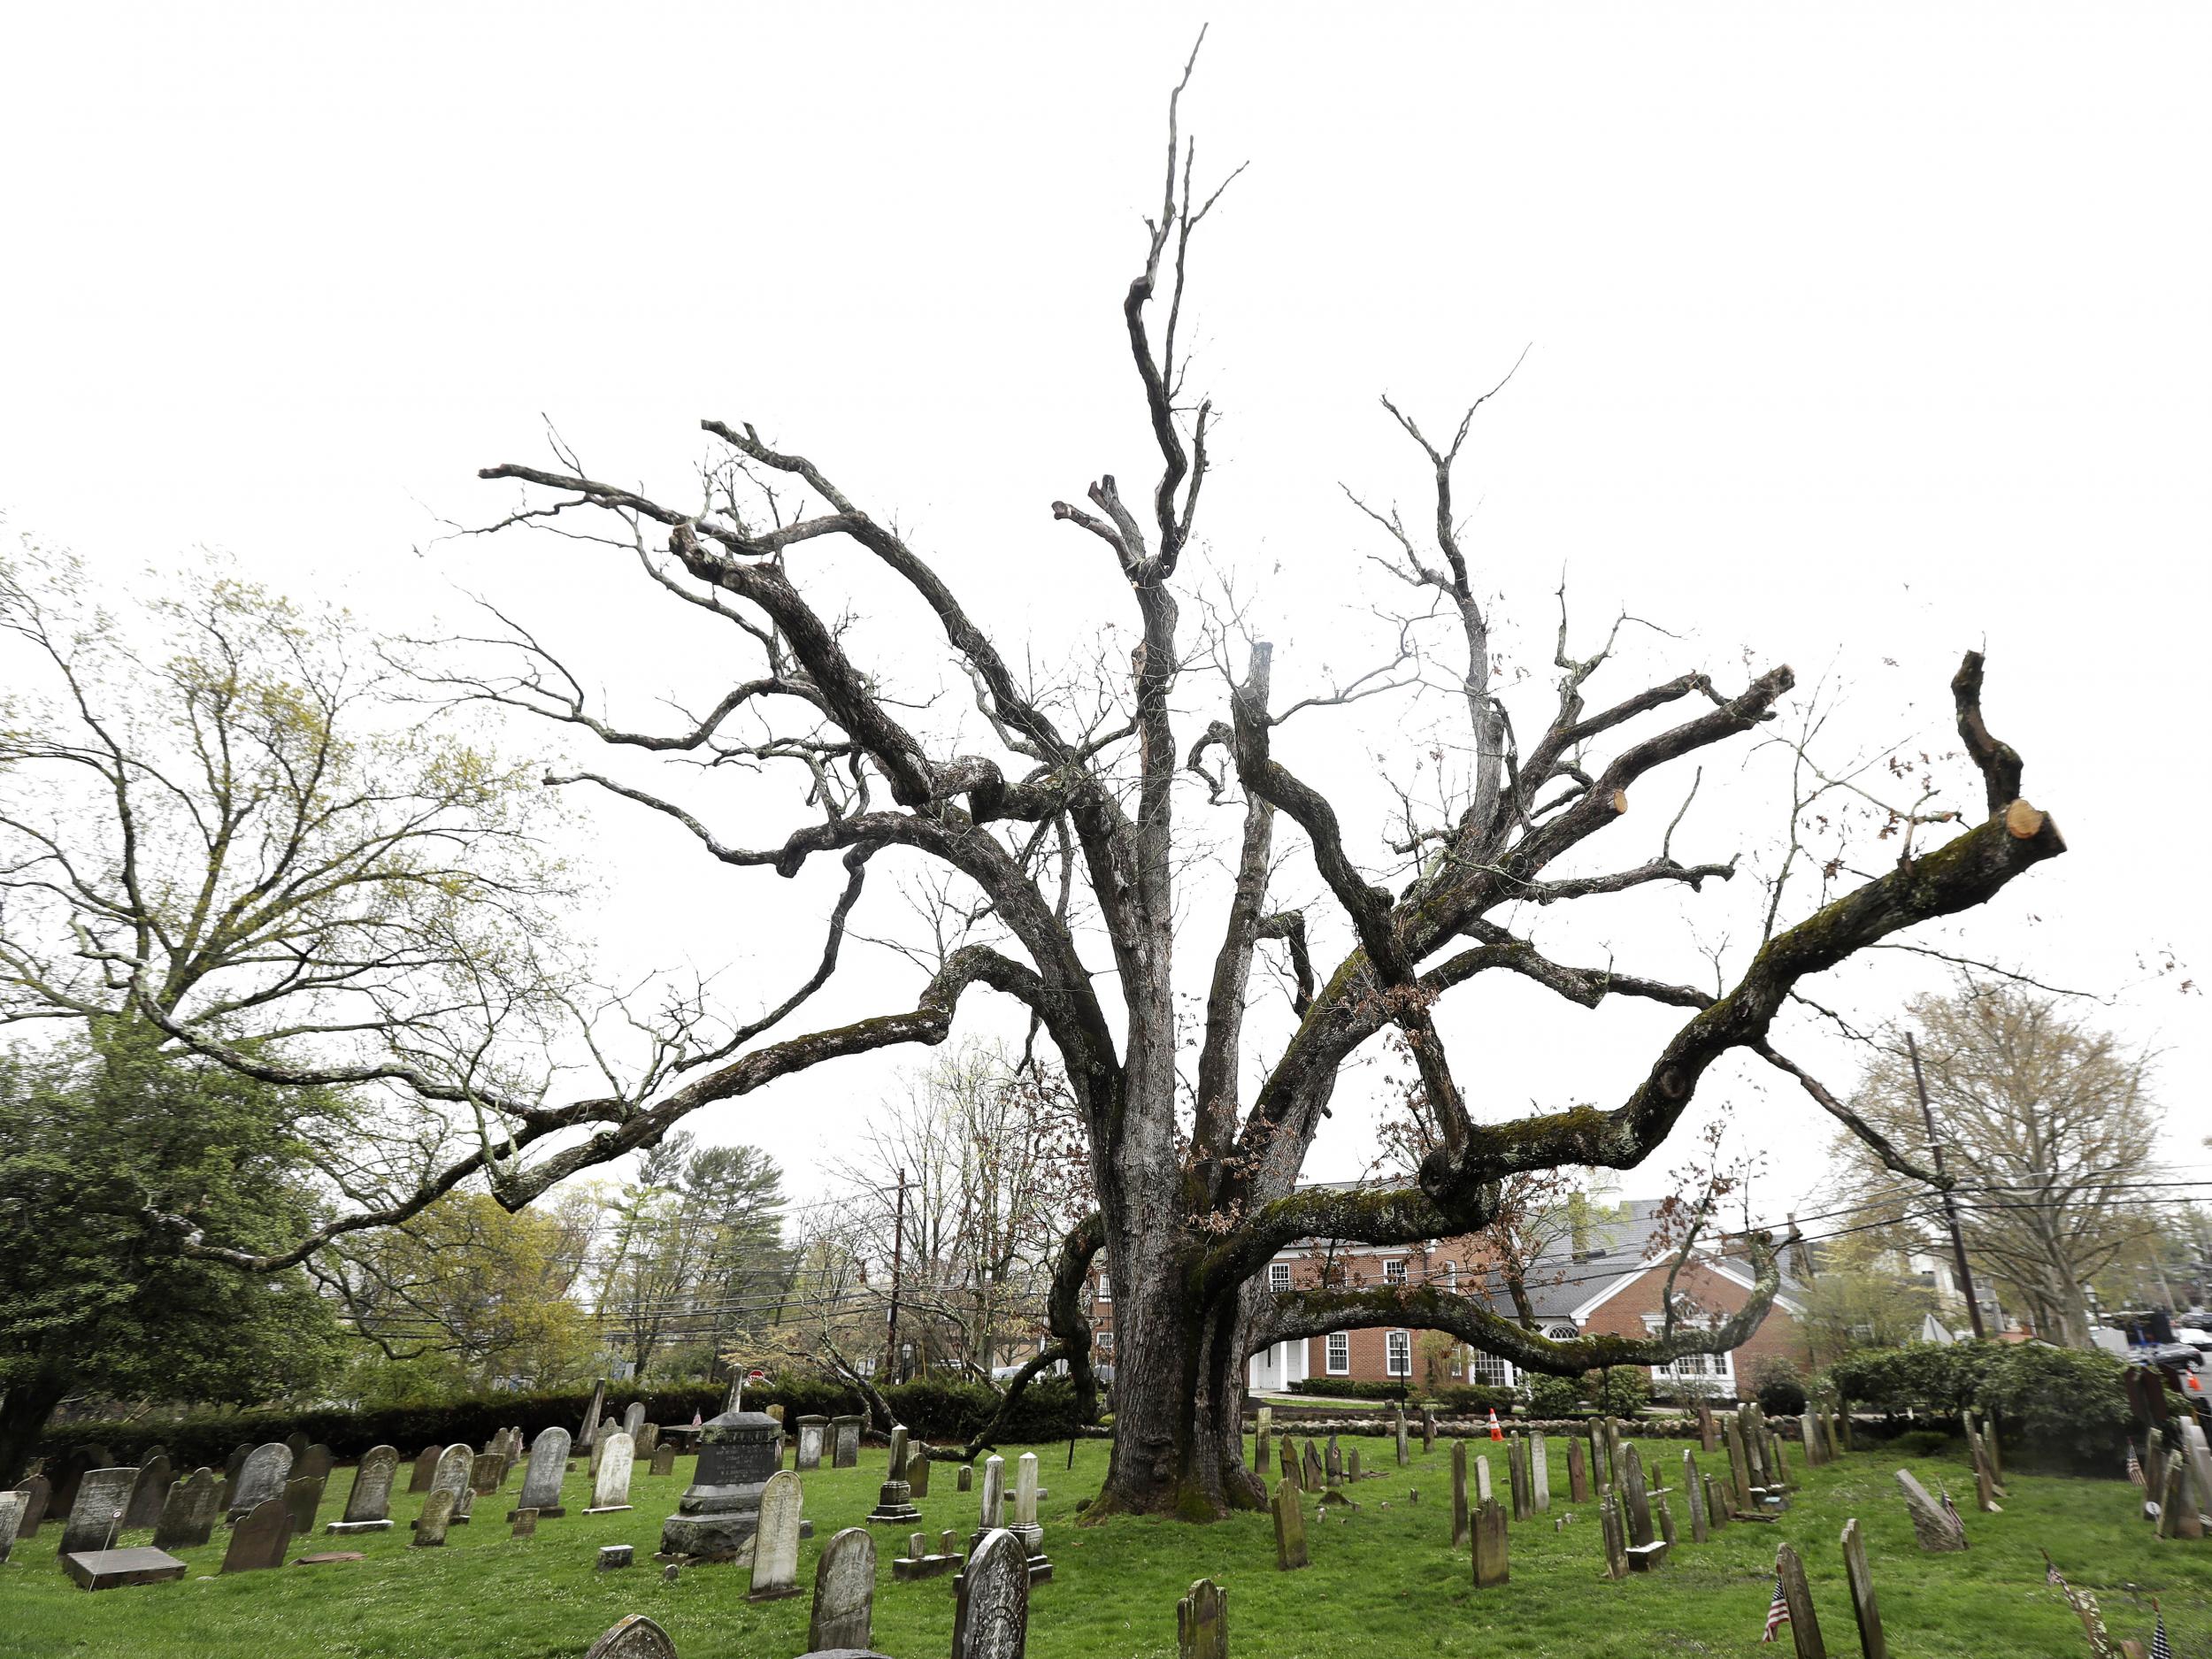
[1085,1271,1264,1521]
[0,1359,75,1487]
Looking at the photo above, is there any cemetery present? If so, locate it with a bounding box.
[4,1406,2208,1656]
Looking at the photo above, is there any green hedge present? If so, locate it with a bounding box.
[1278,1379,1518,1412]
[35,1371,1085,1471]
[1285,1378,1412,1402]
[1823,1339,2132,1473]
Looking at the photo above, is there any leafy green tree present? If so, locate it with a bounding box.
[1798,1267,1939,1363]
[0,1033,341,1480]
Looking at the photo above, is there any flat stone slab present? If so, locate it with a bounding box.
[293,1551,365,1565]
[1625,1541,1670,1571]
[584,1505,634,1516]
[325,1520,393,1535]
[891,1553,961,1581]
[62,1547,188,1591]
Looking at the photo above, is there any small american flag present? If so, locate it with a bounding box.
[1762,1574,1791,1643]
[1939,1484,1968,1546]
[2127,1441,2147,1488]
[2150,1600,2172,1659]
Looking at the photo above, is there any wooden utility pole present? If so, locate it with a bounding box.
[883,1167,909,1383]
[1909,1032,1988,1340]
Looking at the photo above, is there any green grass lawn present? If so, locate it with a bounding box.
[3,1432,2207,1657]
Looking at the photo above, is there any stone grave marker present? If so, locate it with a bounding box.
[1724,1414,1754,1511]
[1394,1403,1409,1466]
[1179,1577,1229,1659]
[658,1406,781,1560]
[584,1615,677,1659]
[1422,1405,1436,1451]
[419,1444,472,1529]
[58,1467,135,1555]
[1698,1401,1718,1453]
[1472,1496,1509,1587]
[150,1469,217,1551]
[408,1444,439,1493]
[598,1543,634,1570]
[1567,1437,1590,1503]
[122,1455,172,1532]
[1475,1453,1492,1505]
[327,1445,398,1534]
[893,1527,961,1581]
[1279,1440,1299,1492]
[1684,1450,1709,1543]
[59,1545,188,1590]
[1302,1440,1324,1493]
[222,1495,293,1572]
[624,1401,647,1440]
[1531,1431,1550,1512]
[588,1431,635,1514]
[1325,1433,1342,1485]
[1893,1470,1965,1551]
[469,1450,506,1496]
[910,1447,932,1498]
[953,1527,1030,1659]
[1011,1450,1050,1582]
[282,1472,326,1535]
[795,1414,828,1471]
[1622,1443,1654,1548]
[636,1423,659,1459]
[976,1454,1007,1532]
[578,1379,607,1448]
[227,1443,293,1522]
[831,1414,863,1469]
[1348,1448,1362,1481]
[13,1474,51,1539]
[511,1508,538,1537]
[1705,1473,1732,1530]
[515,1426,570,1519]
[1776,1541,1826,1657]
[1598,1494,1628,1579]
[958,1463,975,1494]
[650,1442,676,1477]
[1841,1517,1886,1659]
[283,1432,308,1462]
[747,1469,804,1601]
[1450,1440,1469,1548]
[1655,1491,1678,1548]
[866,1425,921,1525]
[1271,1478,1308,1570]
[807,1525,877,1652]
[411,1487,456,1548]
[298,1443,334,1484]
[1256,1405,1271,1468]
[1801,1410,1824,1468]
[0,1491,23,1564]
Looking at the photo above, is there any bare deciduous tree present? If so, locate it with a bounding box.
[131,47,2066,1519]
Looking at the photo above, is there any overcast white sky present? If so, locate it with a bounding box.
[4,4,2206,1224]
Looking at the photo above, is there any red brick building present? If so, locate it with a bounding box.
[1087,1194,1809,1401]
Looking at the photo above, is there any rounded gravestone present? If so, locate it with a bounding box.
[583,1615,678,1659]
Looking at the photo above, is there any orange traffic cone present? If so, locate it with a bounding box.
[1487,1408,1504,1442]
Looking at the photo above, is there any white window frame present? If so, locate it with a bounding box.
[1325,1332,1350,1374]
[1385,1330,1412,1377]
[1467,1348,1517,1388]
[1269,1262,1293,1293]
[1094,1272,1110,1302]
[1095,1329,1115,1356]
[1546,1324,1578,1340]
[1640,1314,1733,1382]
[1383,1257,1408,1286]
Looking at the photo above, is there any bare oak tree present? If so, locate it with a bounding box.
[134,49,2066,1519]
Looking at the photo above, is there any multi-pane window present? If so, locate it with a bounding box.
[1383,1258,1408,1285]
[1386,1331,1412,1376]
[1096,1330,1115,1356]
[1468,1350,1516,1387]
[1095,1273,1110,1302]
[1325,1332,1350,1374]
[1269,1262,1293,1293]
[1547,1325,1578,1340]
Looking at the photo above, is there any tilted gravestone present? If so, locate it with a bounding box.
[297,1444,334,1484]
[1279,1440,1299,1492]
[12,1474,52,1539]
[1567,1437,1590,1503]
[1841,1517,1886,1659]
[515,1427,571,1519]
[1271,1477,1307,1571]
[420,1445,473,1529]
[807,1525,877,1652]
[1598,1494,1628,1580]
[220,1495,293,1573]
[1472,1496,1509,1588]
[1622,1444,1655,1548]
[408,1444,440,1494]
[227,1444,293,1522]
[283,1473,326,1536]
[747,1470,805,1601]
[122,1455,173,1532]
[330,1445,399,1533]
[1893,1470,1965,1552]
[1704,1473,1732,1531]
[578,1379,607,1449]
[583,1616,678,1659]
[1179,1577,1229,1659]
[1302,1440,1324,1493]
[1449,1440,1469,1548]
[1774,1541,1825,1658]
[1348,1448,1363,1482]
[588,1431,635,1514]
[58,1468,135,1555]
[1683,1450,1709,1544]
[411,1489,456,1548]
[953,1526,1029,1659]
[283,1432,308,1462]
[624,1402,647,1440]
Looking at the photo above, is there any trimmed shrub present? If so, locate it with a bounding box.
[1975,1343,2131,1471]
[1422,1384,1520,1415]
[1521,1373,1586,1419]
[1286,1377,1411,1402]
[1584,1366,1652,1417]
[1747,1356,1807,1416]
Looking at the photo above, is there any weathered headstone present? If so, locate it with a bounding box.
[1841,1517,1886,1659]
[0,1491,24,1565]
[658,1406,780,1559]
[807,1525,877,1651]
[588,1431,635,1514]
[1472,1496,1509,1587]
[122,1455,172,1532]
[1598,1494,1628,1579]
[747,1470,804,1601]
[1011,1451,1050,1581]
[1476,1453,1494,1505]
[514,1426,570,1520]
[1724,1414,1754,1511]
[1698,1401,1718,1454]
[411,1487,457,1548]
[578,1378,607,1448]
[1622,1443,1654,1548]
[419,1444,472,1530]
[297,1443,334,1485]
[978,1454,1007,1529]
[2155,1452,2192,1540]
[1256,1405,1272,1468]
[1684,1449,1709,1543]
[953,1527,1030,1659]
[1705,1472,1732,1531]
[910,1447,933,1498]
[221,1494,293,1572]
[866,1425,921,1525]
[1179,1578,1229,1659]
[650,1442,676,1478]
[1530,1431,1550,1512]
[795,1414,828,1471]
[958,1463,975,1494]
[1279,1440,1299,1492]
[624,1401,647,1440]
[58,1467,135,1555]
[511,1507,538,1537]
[582,1615,676,1659]
[1893,1470,1965,1551]
[1348,1448,1363,1482]
[636,1423,659,1459]
[408,1444,439,1493]
[1394,1403,1409,1466]
[59,1545,188,1590]
[282,1472,326,1535]
[12,1474,51,1539]
[831,1414,863,1469]
[1776,1541,1826,1657]
[1325,1434,1342,1486]
[227,1443,292,1522]
[329,1445,398,1534]
[1450,1440,1470,1548]
[1302,1440,1324,1493]
[469,1450,506,1496]
[1422,1405,1436,1451]
[597,1542,634,1570]
[284,1432,308,1462]
[1271,1477,1308,1570]
[1567,1437,1590,1502]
